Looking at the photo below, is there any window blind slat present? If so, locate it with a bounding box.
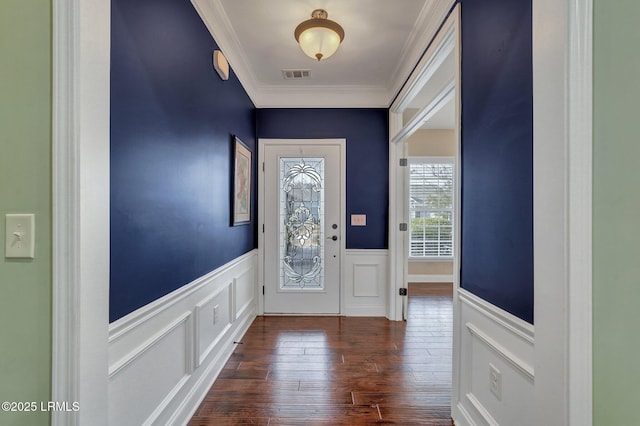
[409,161,454,258]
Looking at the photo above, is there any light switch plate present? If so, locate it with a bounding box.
[351,214,367,226]
[5,214,35,258]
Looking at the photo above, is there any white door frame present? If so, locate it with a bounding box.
[257,139,347,316]
[52,1,111,424]
[532,1,593,424]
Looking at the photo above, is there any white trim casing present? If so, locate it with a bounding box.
[387,113,404,321]
[566,1,593,424]
[52,2,80,424]
[386,0,457,107]
[392,76,455,145]
[52,0,111,424]
[451,6,463,423]
[532,0,593,425]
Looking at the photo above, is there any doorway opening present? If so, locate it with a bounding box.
[388,4,460,421]
[405,143,455,306]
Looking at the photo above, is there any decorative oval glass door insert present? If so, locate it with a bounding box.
[279,158,325,290]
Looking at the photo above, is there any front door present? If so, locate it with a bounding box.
[262,140,343,314]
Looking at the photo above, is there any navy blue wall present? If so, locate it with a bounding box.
[460,0,534,323]
[257,109,389,249]
[110,0,256,322]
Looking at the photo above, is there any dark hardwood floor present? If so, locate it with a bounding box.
[189,283,453,425]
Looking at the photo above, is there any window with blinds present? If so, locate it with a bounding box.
[408,158,454,258]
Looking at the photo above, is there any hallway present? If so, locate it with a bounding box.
[189,284,453,425]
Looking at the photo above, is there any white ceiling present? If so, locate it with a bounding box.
[192,0,456,109]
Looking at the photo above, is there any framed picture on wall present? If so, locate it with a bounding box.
[232,136,252,225]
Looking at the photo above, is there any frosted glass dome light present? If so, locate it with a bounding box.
[294,9,345,61]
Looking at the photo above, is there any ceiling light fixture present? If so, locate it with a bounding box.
[294,9,345,61]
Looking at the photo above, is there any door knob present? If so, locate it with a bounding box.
[327,235,338,241]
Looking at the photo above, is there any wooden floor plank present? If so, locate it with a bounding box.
[188,293,453,424]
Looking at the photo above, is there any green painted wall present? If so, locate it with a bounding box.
[0,1,52,425]
[593,1,640,424]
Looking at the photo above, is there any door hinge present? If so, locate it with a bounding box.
[399,287,408,296]
[399,223,408,231]
[399,158,408,167]
[262,162,265,172]
[262,224,265,233]
[262,285,265,295]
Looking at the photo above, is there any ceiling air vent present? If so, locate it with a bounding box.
[282,69,311,80]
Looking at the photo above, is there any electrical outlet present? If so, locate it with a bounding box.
[489,363,502,400]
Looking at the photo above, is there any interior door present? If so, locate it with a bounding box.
[263,141,342,314]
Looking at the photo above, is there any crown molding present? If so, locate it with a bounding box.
[253,85,392,108]
[192,0,454,108]
[387,0,456,101]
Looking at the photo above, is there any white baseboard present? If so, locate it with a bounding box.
[107,250,258,425]
[408,274,453,283]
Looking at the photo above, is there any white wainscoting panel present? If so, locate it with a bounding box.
[354,264,379,297]
[343,249,388,316]
[453,288,535,426]
[107,250,257,425]
[109,312,192,426]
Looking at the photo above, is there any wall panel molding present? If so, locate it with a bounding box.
[109,250,256,343]
[107,250,257,425]
[454,288,535,426]
[466,322,534,382]
[459,288,534,344]
[455,402,475,426]
[343,249,388,316]
[466,393,499,426]
[109,312,193,378]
